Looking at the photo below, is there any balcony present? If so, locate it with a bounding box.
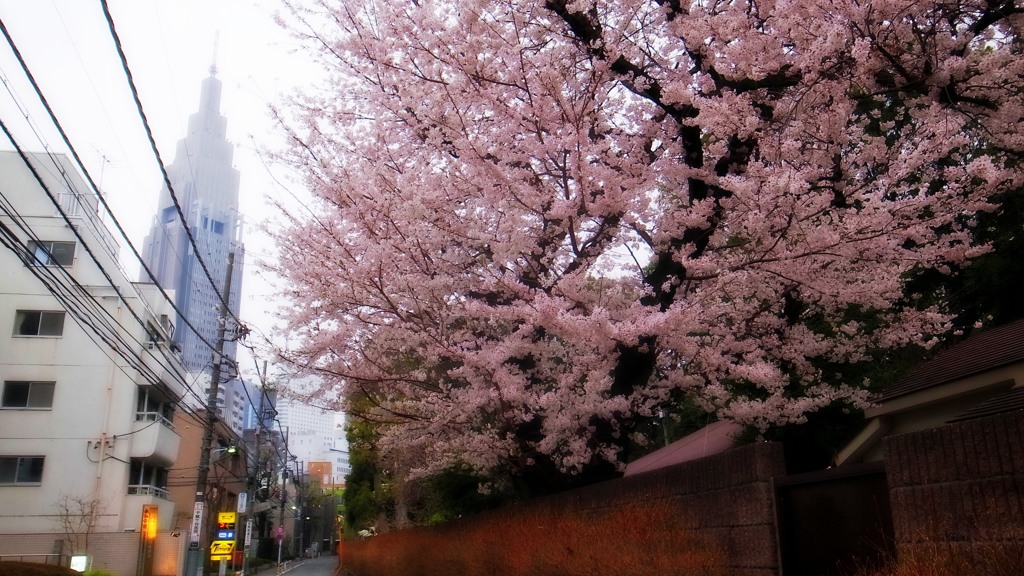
[139,343,187,398]
[127,484,170,500]
[128,417,180,466]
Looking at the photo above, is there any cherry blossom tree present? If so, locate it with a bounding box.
[270,0,1023,484]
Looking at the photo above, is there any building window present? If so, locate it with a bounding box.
[0,456,44,484]
[136,387,174,428]
[27,240,75,267]
[13,311,65,337]
[128,460,169,499]
[1,381,55,409]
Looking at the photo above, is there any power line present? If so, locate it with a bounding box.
[0,16,252,421]
[0,16,223,363]
[98,0,245,332]
[1,8,308,486]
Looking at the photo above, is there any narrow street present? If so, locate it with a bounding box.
[274,556,341,576]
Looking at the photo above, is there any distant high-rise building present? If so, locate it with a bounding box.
[141,65,244,373]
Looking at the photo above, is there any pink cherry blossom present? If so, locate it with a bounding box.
[269,0,1021,479]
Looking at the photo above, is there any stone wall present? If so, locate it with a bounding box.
[545,441,785,576]
[884,409,1024,570]
[346,441,786,576]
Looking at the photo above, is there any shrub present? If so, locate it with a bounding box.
[847,539,1024,576]
[344,501,732,576]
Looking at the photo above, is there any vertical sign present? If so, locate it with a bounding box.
[244,518,253,547]
[138,505,158,576]
[236,492,248,514]
[189,501,204,547]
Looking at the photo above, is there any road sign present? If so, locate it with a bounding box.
[244,519,253,547]
[237,492,248,514]
[210,540,236,561]
[276,525,284,542]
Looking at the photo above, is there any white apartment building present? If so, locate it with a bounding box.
[274,376,347,482]
[0,151,188,573]
[276,398,335,463]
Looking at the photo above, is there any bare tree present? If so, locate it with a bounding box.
[53,494,105,554]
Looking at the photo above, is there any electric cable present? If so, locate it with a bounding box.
[0,16,226,360]
[98,0,245,330]
[2,9,311,487]
[0,20,242,421]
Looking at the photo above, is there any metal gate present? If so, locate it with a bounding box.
[774,461,894,575]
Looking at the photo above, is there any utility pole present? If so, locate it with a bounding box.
[277,427,289,567]
[185,252,236,576]
[242,360,269,576]
[295,461,304,558]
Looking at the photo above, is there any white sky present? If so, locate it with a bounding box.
[0,0,323,380]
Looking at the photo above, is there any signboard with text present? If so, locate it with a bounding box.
[189,502,204,545]
[217,512,236,540]
[138,505,158,576]
[210,540,235,561]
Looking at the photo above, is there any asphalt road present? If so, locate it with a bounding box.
[274,556,341,576]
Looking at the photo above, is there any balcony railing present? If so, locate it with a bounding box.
[135,411,175,430]
[127,484,169,500]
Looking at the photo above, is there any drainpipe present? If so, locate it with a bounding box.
[94,298,121,490]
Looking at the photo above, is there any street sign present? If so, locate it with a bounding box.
[237,492,248,514]
[210,540,236,561]
[244,519,253,547]
[189,502,204,544]
[276,525,283,542]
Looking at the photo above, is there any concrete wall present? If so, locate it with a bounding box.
[885,409,1024,570]
[0,531,186,576]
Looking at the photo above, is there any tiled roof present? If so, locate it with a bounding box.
[623,419,742,476]
[948,386,1024,423]
[874,318,1024,403]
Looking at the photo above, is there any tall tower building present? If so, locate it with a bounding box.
[141,65,244,373]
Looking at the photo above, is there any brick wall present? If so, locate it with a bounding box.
[884,409,1024,569]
